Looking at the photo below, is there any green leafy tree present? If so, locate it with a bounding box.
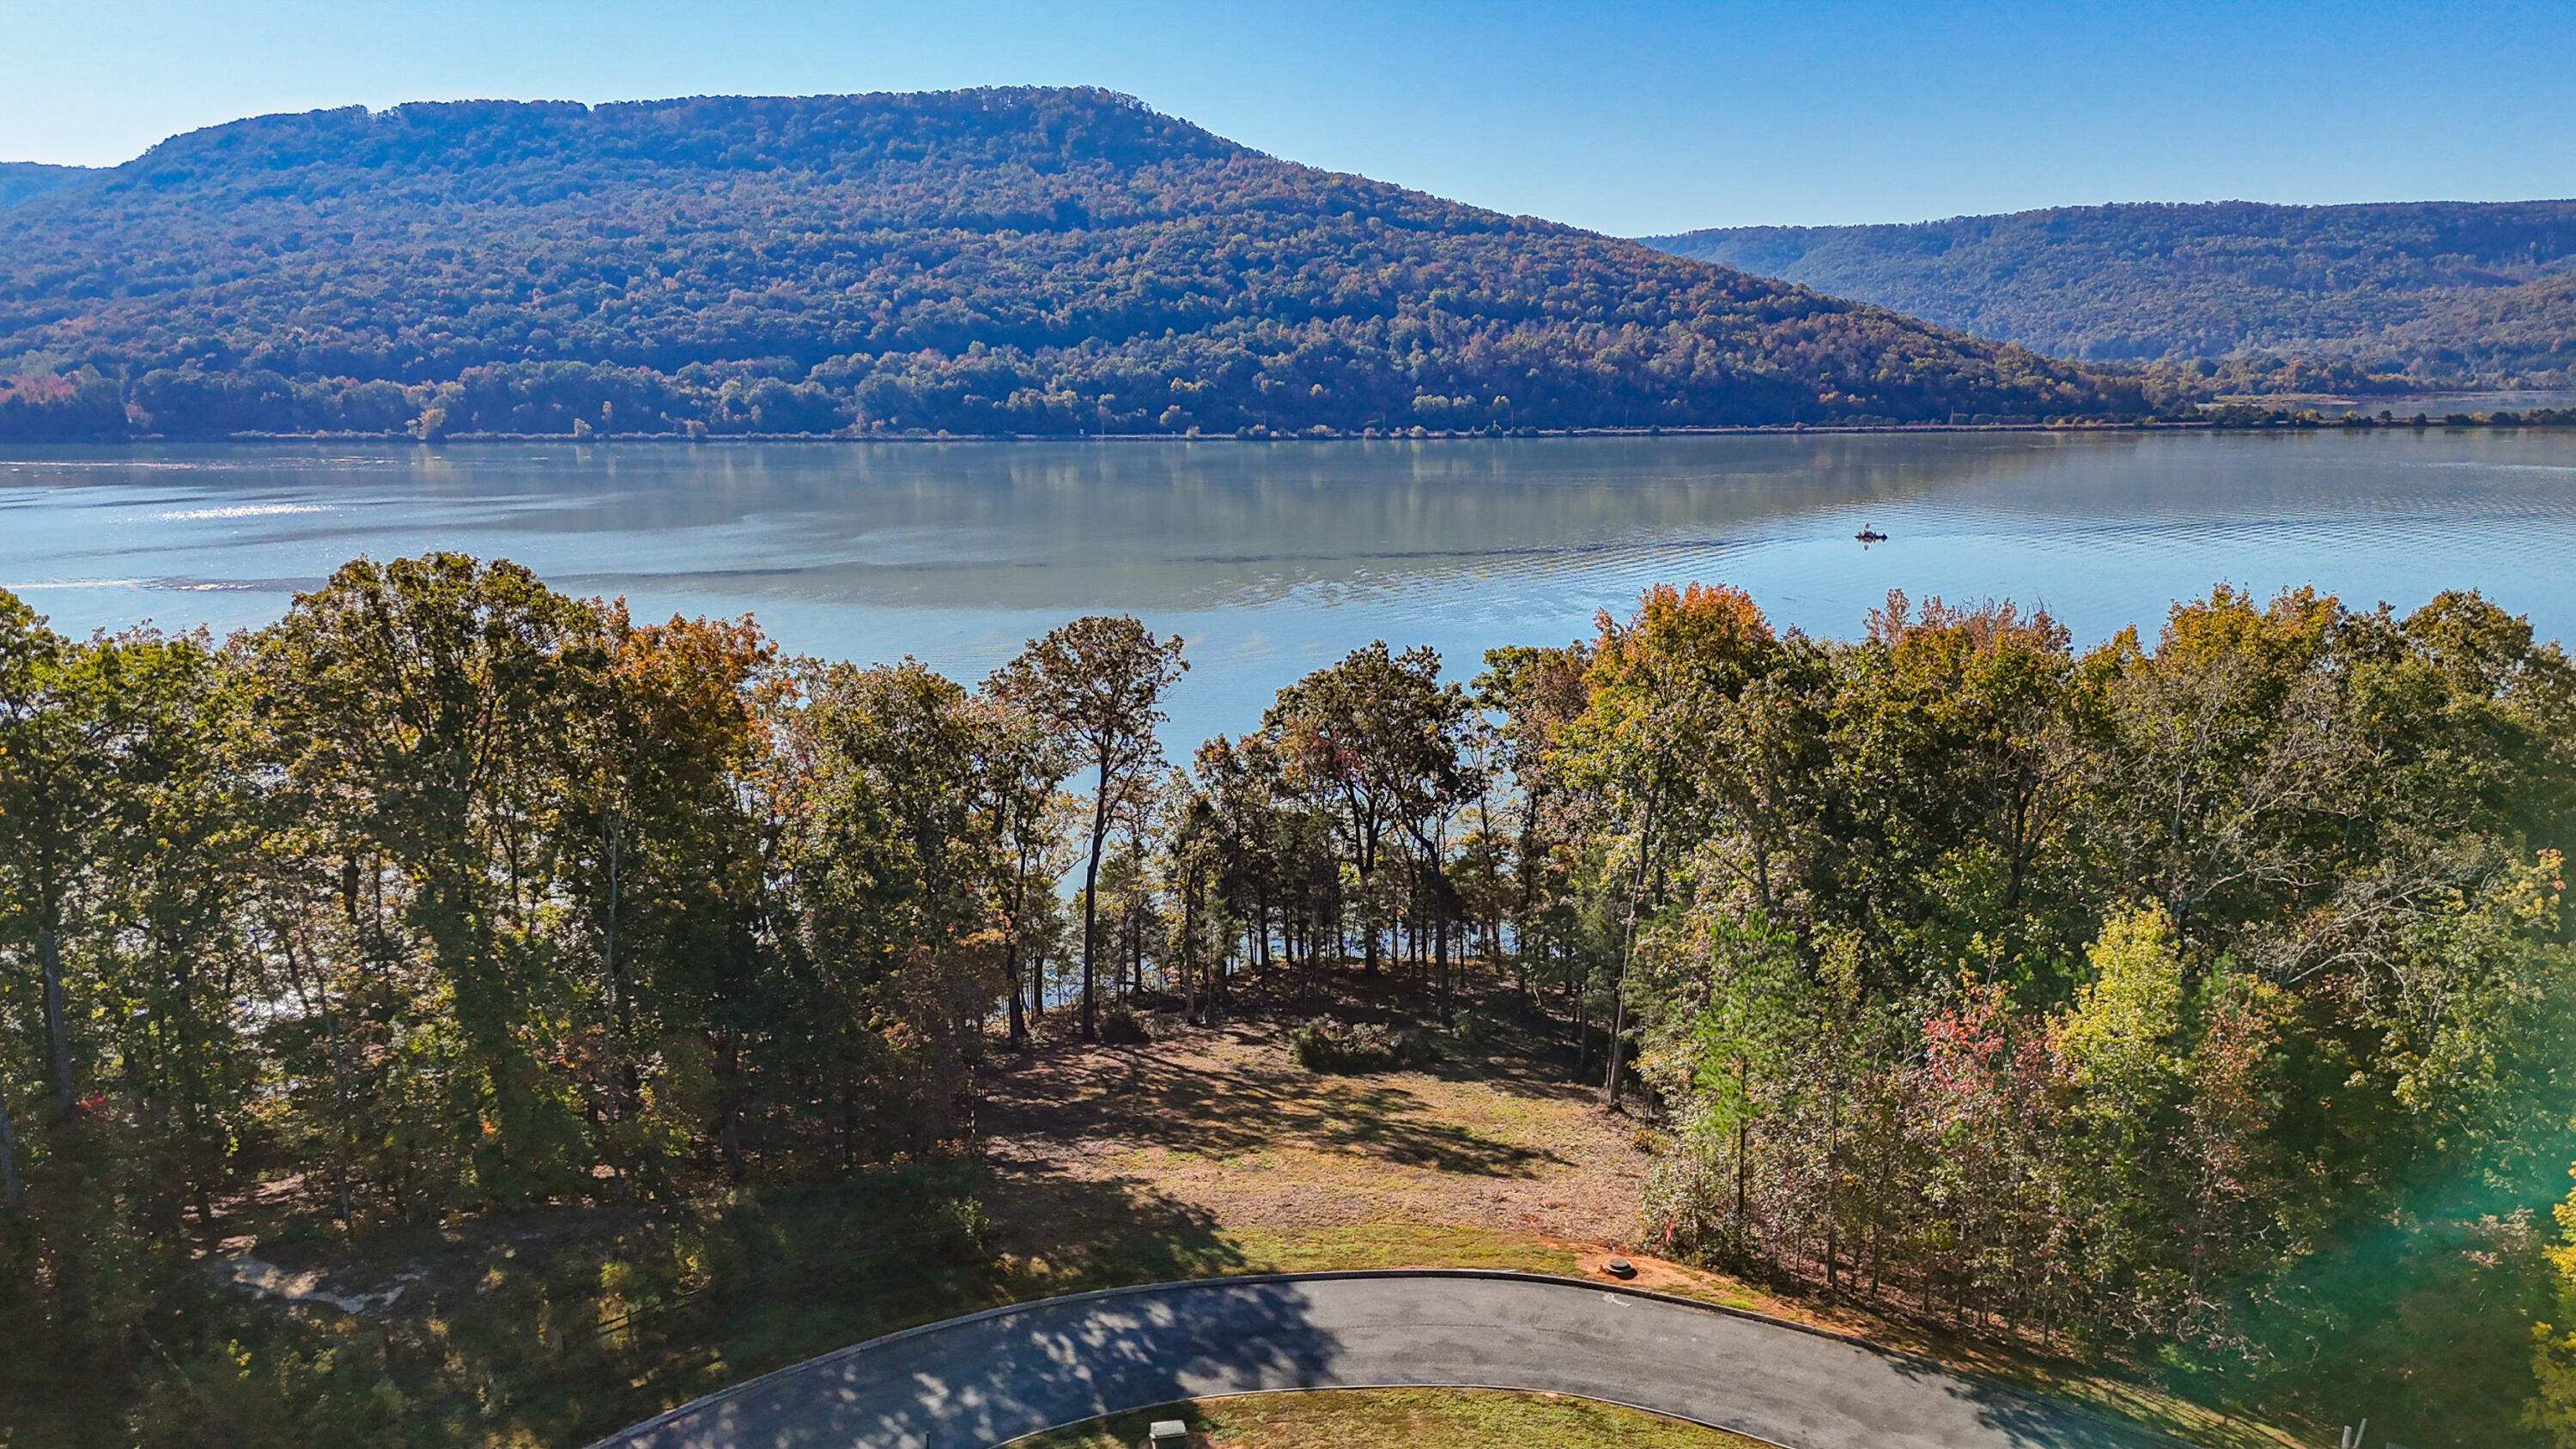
[777,661,1005,1160]
[981,696,1075,1043]
[244,553,603,1209]
[93,627,261,1224]
[1473,642,1595,1011]
[989,617,1184,1041]
[0,594,120,1117]
[1265,642,1479,1007]
[571,607,777,1179]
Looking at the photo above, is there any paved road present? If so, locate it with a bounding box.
[592,1270,2179,1449]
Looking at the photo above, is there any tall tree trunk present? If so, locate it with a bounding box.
[1432,874,1452,1026]
[716,1031,746,1181]
[1182,918,1196,1023]
[1358,824,1379,975]
[1006,837,1034,1039]
[39,920,74,1116]
[1078,756,1111,1041]
[837,1056,856,1173]
[1603,803,1654,1105]
[601,813,623,1123]
[1573,955,1589,1077]
[1005,935,1027,1042]
[0,1081,21,1203]
[1181,874,1199,1024]
[1734,1055,1751,1241]
[283,935,356,1224]
[1823,1072,1844,1291]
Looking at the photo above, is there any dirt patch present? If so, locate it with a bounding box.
[978,1019,1651,1254]
[1576,1248,1749,1300]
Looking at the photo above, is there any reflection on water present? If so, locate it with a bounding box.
[5,429,2574,747]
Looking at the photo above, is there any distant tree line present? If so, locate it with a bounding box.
[1649,198,2576,381]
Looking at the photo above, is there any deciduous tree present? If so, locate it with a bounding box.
[988,617,1185,1040]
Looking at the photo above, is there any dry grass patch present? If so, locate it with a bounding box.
[1002,1388,1765,1449]
[980,1019,1648,1251]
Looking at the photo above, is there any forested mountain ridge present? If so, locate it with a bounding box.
[0,88,2128,438]
[1644,198,2576,378]
[0,163,95,210]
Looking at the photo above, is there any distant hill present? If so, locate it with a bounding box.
[0,88,2129,439]
[0,161,94,209]
[1643,200,2576,380]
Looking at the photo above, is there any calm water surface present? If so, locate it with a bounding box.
[5,429,2573,746]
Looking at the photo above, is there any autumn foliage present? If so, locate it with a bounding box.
[0,89,2133,440]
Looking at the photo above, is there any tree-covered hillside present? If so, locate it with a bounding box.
[0,88,2127,439]
[1645,199,2576,378]
[0,163,93,210]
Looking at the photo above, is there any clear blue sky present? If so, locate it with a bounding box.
[6,1,2573,235]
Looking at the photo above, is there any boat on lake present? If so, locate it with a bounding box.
[1856,525,1889,543]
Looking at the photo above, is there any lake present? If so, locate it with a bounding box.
[5,428,2573,749]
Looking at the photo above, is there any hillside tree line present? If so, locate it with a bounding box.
[1650,198,2576,379]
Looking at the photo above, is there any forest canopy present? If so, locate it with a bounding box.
[0,163,93,210]
[0,88,2132,440]
[1647,198,2576,380]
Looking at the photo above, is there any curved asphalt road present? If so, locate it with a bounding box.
[591,1269,2180,1449]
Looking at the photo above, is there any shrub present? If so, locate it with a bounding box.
[1288,1017,1412,1073]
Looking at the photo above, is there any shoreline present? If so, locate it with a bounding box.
[37,411,2576,447]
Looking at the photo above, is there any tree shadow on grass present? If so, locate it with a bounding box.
[981,1158,1253,1292]
[982,1037,1571,1179]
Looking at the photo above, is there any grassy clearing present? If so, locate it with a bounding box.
[1002,1220,1584,1294]
[978,1012,1648,1252]
[1002,1388,1765,1449]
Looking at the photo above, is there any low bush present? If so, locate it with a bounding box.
[1288,1018,1413,1074]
